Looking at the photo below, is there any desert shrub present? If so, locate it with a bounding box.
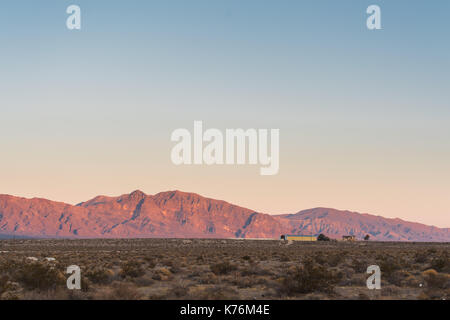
[169,282,189,298]
[387,270,410,286]
[66,289,91,300]
[21,288,72,300]
[313,253,327,265]
[120,261,145,278]
[351,258,368,273]
[107,283,143,300]
[188,285,239,300]
[380,285,400,297]
[210,261,237,275]
[430,254,449,273]
[143,257,157,268]
[162,259,175,267]
[378,256,411,285]
[80,276,91,293]
[240,265,273,277]
[403,274,421,287]
[0,275,12,295]
[197,272,218,284]
[327,254,344,267]
[14,263,64,291]
[152,267,173,281]
[85,267,114,284]
[414,251,428,264]
[417,292,430,300]
[168,264,182,274]
[378,257,401,276]
[0,260,21,276]
[358,292,370,300]
[133,275,154,287]
[229,275,270,288]
[336,267,355,286]
[280,259,341,295]
[422,269,449,289]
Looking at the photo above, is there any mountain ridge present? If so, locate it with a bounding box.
[0,191,448,241]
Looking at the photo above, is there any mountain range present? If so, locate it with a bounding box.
[0,190,448,241]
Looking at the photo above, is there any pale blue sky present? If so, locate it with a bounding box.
[0,1,449,227]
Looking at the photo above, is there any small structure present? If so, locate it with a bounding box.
[280,235,317,241]
[342,235,356,241]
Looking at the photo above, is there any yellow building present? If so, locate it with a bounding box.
[280,235,317,241]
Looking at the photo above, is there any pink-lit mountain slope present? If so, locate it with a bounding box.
[0,191,448,241]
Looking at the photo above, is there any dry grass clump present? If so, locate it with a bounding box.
[96,282,143,300]
[414,251,428,264]
[240,263,273,277]
[280,259,341,295]
[166,281,189,298]
[119,261,145,278]
[378,256,401,275]
[133,275,154,287]
[351,258,369,273]
[429,253,449,273]
[13,262,65,291]
[152,267,173,281]
[210,261,237,275]
[422,269,449,290]
[85,267,114,285]
[196,271,218,284]
[188,284,239,300]
[327,253,345,267]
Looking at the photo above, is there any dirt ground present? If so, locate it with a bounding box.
[0,239,448,300]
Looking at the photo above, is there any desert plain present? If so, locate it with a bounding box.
[0,239,448,300]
